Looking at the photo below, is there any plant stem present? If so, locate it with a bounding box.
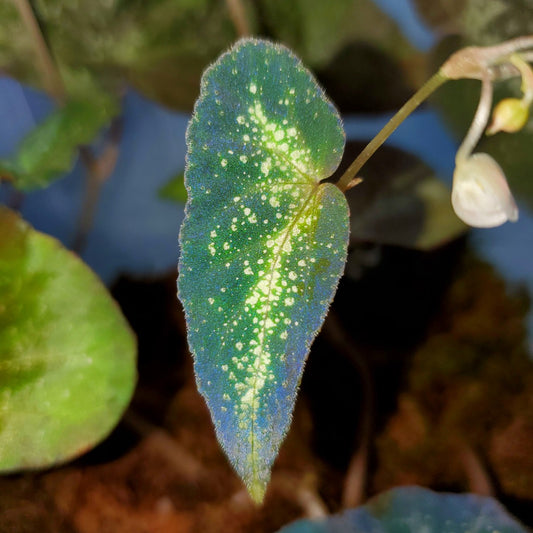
[14,0,122,256]
[511,54,533,103]
[73,119,122,254]
[12,0,66,102]
[456,440,494,496]
[336,72,447,192]
[272,474,329,518]
[520,51,533,63]
[225,0,251,37]
[123,410,206,482]
[322,312,374,508]
[455,74,492,163]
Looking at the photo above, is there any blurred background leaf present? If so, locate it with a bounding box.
[278,486,528,532]
[0,93,119,191]
[0,0,240,110]
[413,0,533,43]
[331,142,466,254]
[257,0,354,68]
[158,171,186,204]
[0,207,137,472]
[0,1,41,89]
[0,0,425,113]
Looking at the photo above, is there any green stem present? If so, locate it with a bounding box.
[511,54,533,103]
[336,71,448,192]
[455,74,492,163]
[12,0,66,102]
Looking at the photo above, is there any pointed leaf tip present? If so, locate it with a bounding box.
[178,39,348,500]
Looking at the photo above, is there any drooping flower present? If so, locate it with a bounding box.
[452,153,519,228]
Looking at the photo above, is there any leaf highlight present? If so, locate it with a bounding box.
[178,38,348,502]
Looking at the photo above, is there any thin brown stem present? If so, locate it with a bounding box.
[456,440,494,496]
[272,473,329,518]
[123,410,206,483]
[12,0,66,102]
[342,435,369,509]
[225,0,251,37]
[72,119,122,254]
[13,0,123,255]
[7,188,25,211]
[322,312,374,508]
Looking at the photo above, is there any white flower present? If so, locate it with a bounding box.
[452,153,519,228]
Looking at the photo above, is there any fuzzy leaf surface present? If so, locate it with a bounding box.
[178,39,348,502]
[0,208,136,471]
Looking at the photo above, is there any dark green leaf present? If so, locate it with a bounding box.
[257,0,354,68]
[2,0,421,112]
[0,0,240,110]
[414,0,533,44]
[315,43,415,114]
[460,0,533,46]
[0,207,137,471]
[259,0,422,114]
[333,142,466,250]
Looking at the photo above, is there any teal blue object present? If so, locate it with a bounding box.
[178,38,348,501]
[278,486,528,532]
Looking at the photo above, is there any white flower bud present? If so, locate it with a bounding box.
[452,153,518,228]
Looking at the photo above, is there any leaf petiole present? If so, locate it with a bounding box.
[335,71,448,192]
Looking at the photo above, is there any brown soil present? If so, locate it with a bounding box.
[0,243,531,532]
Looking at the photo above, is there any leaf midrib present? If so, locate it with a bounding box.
[247,179,321,486]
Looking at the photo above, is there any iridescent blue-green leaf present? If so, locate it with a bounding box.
[178,38,348,502]
[277,486,528,533]
[0,207,136,471]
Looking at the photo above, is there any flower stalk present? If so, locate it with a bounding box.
[337,35,533,227]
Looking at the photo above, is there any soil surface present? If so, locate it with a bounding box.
[0,238,532,532]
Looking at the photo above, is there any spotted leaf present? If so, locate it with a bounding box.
[178,38,348,502]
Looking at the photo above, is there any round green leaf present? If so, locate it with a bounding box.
[0,207,137,472]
